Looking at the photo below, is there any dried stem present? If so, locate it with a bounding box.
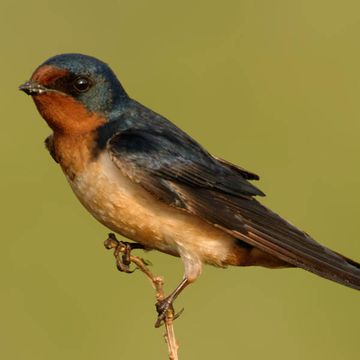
[104,233,179,360]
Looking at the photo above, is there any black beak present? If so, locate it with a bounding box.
[19,81,47,95]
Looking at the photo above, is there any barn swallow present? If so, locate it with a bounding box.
[20,54,360,325]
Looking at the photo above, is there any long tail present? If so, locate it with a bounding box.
[237,199,360,291]
[183,186,360,291]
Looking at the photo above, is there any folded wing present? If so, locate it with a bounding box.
[107,127,360,291]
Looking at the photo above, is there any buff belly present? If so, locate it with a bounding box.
[62,152,244,279]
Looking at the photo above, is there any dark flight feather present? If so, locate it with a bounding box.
[107,127,264,197]
[213,156,260,180]
[182,187,360,290]
[106,121,360,291]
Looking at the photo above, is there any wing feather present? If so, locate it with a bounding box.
[180,187,360,290]
[106,126,360,291]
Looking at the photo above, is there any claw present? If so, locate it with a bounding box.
[173,308,184,321]
[116,259,134,273]
[155,298,184,328]
[104,233,119,249]
[104,233,141,273]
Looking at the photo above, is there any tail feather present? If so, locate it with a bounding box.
[334,251,360,271]
[236,199,360,291]
[182,186,360,291]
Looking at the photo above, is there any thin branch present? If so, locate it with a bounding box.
[104,233,179,360]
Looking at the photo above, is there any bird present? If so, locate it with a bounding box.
[20,53,360,325]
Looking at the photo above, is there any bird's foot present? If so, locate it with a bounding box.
[155,297,184,328]
[104,233,145,273]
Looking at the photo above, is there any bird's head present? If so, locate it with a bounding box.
[19,53,128,135]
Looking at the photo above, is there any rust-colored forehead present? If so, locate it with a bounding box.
[31,65,69,85]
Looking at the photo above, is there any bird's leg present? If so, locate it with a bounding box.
[104,233,145,273]
[155,277,190,328]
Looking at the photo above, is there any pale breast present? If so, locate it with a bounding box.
[63,152,238,273]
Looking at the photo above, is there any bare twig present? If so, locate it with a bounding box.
[104,233,179,360]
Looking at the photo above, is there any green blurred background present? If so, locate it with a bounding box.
[1,1,360,359]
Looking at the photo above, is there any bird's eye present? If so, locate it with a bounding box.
[73,76,91,93]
